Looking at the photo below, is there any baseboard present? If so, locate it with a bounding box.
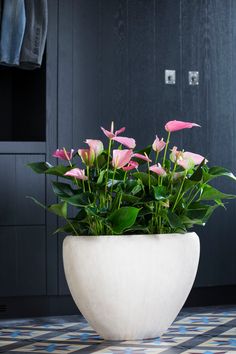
[185,285,236,307]
[0,295,78,319]
[0,285,235,319]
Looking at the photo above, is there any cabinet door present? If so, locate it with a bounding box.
[0,226,46,296]
[0,154,45,226]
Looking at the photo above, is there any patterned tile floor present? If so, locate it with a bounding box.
[0,306,235,354]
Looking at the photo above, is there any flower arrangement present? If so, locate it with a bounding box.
[28,120,236,236]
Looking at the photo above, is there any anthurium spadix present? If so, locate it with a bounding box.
[28,120,236,236]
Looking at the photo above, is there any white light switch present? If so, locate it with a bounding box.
[165,70,176,85]
[189,71,199,85]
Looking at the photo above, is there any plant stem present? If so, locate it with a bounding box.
[147,159,151,192]
[169,160,178,192]
[86,167,91,193]
[64,217,78,236]
[96,158,100,175]
[110,168,117,198]
[162,131,171,168]
[105,139,112,199]
[118,193,122,209]
[172,169,187,212]
[155,151,159,164]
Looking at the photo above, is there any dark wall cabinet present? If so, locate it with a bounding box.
[0,0,236,316]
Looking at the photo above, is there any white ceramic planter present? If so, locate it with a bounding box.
[63,233,200,340]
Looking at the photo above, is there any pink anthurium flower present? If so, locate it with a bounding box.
[165,120,201,132]
[132,153,152,162]
[52,148,74,161]
[170,146,184,163]
[112,136,136,149]
[64,168,88,180]
[101,122,126,139]
[112,149,133,169]
[152,136,166,152]
[78,148,95,167]
[122,160,139,171]
[177,152,207,170]
[171,147,207,170]
[149,163,167,177]
[85,139,104,157]
[183,151,207,165]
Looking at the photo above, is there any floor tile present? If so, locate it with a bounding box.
[0,306,235,354]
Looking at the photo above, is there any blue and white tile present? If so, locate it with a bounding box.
[199,336,236,348]
[11,342,89,353]
[51,331,103,343]
[175,316,233,325]
[93,346,166,353]
[167,325,214,335]
[0,328,49,339]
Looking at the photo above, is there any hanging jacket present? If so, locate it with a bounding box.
[0,0,26,66]
[20,0,48,69]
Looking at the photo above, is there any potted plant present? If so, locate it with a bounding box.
[28,120,236,340]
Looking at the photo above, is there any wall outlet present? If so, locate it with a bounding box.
[165,70,176,84]
[189,71,199,85]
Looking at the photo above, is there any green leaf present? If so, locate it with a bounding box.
[45,165,71,177]
[108,207,140,234]
[27,162,53,174]
[133,172,157,186]
[200,185,236,201]
[131,184,143,195]
[48,202,67,218]
[121,194,140,203]
[26,196,47,210]
[167,211,183,229]
[152,185,169,201]
[52,182,75,197]
[204,166,236,182]
[97,170,106,184]
[61,192,93,207]
[186,202,219,223]
[97,152,108,169]
[181,215,205,227]
[189,161,204,182]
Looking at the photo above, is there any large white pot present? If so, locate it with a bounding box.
[63,232,200,340]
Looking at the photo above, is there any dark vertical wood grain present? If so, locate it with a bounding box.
[0,156,15,226]
[180,0,208,287]
[0,226,46,296]
[100,0,128,131]
[0,155,45,226]
[128,0,156,149]
[155,0,182,148]
[230,0,236,285]
[197,0,236,286]
[46,0,59,296]
[72,0,101,144]
[57,0,77,295]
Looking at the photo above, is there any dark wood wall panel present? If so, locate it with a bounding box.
[180,0,209,287]
[55,0,236,290]
[0,226,46,296]
[100,0,128,132]
[0,155,45,226]
[197,0,236,286]
[127,0,156,149]
[155,0,182,148]
[72,0,101,144]
[45,0,59,296]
